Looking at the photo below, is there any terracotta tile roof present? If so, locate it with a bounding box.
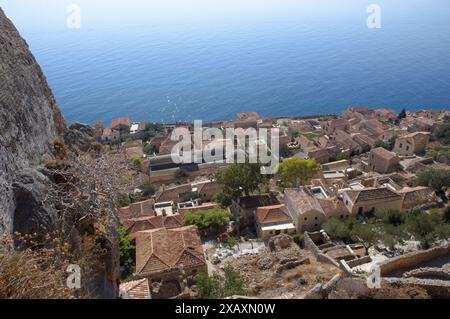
[371,147,398,161]
[363,119,385,136]
[178,203,219,216]
[110,118,132,129]
[123,214,184,237]
[256,204,292,225]
[298,135,315,149]
[318,135,332,148]
[398,186,437,209]
[194,181,221,194]
[308,148,330,159]
[318,197,350,217]
[155,184,192,203]
[135,226,206,276]
[120,279,151,299]
[284,188,324,215]
[324,118,349,128]
[399,132,430,144]
[119,199,155,222]
[374,108,396,118]
[345,187,402,204]
[353,134,375,147]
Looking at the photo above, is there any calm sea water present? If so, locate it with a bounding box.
[4,1,450,124]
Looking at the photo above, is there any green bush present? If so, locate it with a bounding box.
[322,218,353,243]
[417,168,450,192]
[183,208,231,235]
[131,157,143,170]
[143,143,157,155]
[138,181,156,197]
[381,209,406,227]
[195,266,250,299]
[117,194,131,208]
[119,226,135,280]
[433,122,450,145]
[443,206,450,223]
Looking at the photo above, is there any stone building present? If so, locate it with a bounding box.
[284,187,350,233]
[342,187,403,215]
[254,204,296,240]
[393,132,430,156]
[368,147,400,173]
[134,226,206,298]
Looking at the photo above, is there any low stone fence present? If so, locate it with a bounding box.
[383,277,450,299]
[346,256,372,268]
[379,243,450,277]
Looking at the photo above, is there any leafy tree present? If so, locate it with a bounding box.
[212,191,233,208]
[322,217,353,242]
[433,122,450,145]
[119,226,135,280]
[183,208,231,235]
[141,123,165,142]
[278,158,319,187]
[222,265,248,297]
[195,272,222,299]
[195,266,249,299]
[214,163,265,199]
[417,168,450,193]
[351,223,378,246]
[404,210,445,248]
[381,209,406,227]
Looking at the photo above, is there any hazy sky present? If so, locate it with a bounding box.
[2,0,449,32]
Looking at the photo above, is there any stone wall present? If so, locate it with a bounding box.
[379,244,450,277]
[383,277,450,299]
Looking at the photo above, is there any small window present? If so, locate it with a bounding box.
[406,146,410,151]
[340,215,344,219]
[314,223,318,227]
[346,200,349,205]
[315,217,318,220]
[304,217,308,221]
[399,143,403,148]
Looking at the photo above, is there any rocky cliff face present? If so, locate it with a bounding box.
[0,7,66,234]
[0,9,120,298]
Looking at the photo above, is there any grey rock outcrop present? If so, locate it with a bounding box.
[0,8,120,298]
[0,7,66,234]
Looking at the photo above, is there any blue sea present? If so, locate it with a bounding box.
[2,0,450,124]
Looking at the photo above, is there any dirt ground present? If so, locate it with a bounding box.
[223,246,340,298]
